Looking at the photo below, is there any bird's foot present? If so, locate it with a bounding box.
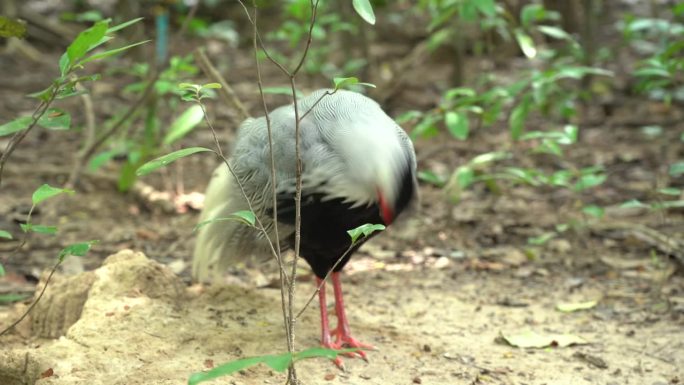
[324,328,376,369]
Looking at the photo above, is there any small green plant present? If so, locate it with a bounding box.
[0,184,97,320]
[87,54,205,191]
[0,17,144,323]
[0,18,148,184]
[621,5,684,104]
[264,0,366,77]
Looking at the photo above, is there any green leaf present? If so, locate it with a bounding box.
[32,184,75,206]
[0,230,12,239]
[0,16,27,38]
[136,147,214,176]
[417,171,446,187]
[58,240,98,262]
[202,83,222,89]
[528,232,556,245]
[78,40,150,66]
[454,166,475,189]
[194,211,257,231]
[189,356,286,385]
[107,17,144,34]
[509,96,531,140]
[537,25,572,40]
[37,108,71,131]
[563,124,579,144]
[0,263,4,276]
[347,223,386,244]
[656,200,684,209]
[657,187,681,196]
[633,67,670,78]
[473,0,496,17]
[262,87,303,97]
[582,205,604,219]
[410,115,440,140]
[0,116,32,137]
[469,151,511,165]
[188,348,353,385]
[0,293,30,304]
[556,300,598,312]
[620,199,648,209]
[444,87,476,100]
[669,162,684,177]
[163,105,205,145]
[520,4,545,28]
[332,77,375,91]
[64,20,109,75]
[352,0,376,25]
[21,224,58,235]
[59,53,70,77]
[514,29,537,58]
[445,111,469,140]
[178,83,201,92]
[88,149,123,171]
[573,174,606,192]
[395,110,422,124]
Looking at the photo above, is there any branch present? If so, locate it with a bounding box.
[0,251,60,337]
[0,91,57,187]
[193,48,251,123]
[66,69,161,188]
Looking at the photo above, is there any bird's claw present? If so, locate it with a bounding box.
[323,330,376,369]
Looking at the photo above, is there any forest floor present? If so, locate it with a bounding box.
[1,24,684,385]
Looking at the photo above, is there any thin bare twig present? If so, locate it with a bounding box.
[295,241,357,319]
[0,259,61,337]
[66,69,161,188]
[193,48,251,123]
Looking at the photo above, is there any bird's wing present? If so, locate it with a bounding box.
[192,115,292,282]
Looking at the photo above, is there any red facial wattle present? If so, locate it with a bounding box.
[377,189,394,225]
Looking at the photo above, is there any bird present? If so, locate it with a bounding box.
[193,89,418,368]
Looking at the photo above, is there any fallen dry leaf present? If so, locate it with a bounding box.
[556,300,599,313]
[499,330,589,348]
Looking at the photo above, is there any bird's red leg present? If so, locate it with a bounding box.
[331,272,375,361]
[317,277,345,369]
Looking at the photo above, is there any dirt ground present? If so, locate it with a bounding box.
[1,9,684,385]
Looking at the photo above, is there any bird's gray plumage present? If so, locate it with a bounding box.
[193,89,417,282]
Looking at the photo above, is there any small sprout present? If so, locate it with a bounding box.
[32,184,75,206]
[58,240,98,262]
